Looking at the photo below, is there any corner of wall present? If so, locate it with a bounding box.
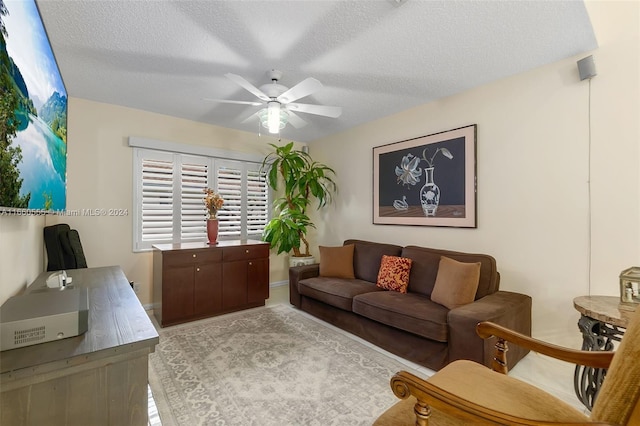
[0,215,46,304]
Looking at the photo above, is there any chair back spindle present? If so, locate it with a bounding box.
[590,307,640,425]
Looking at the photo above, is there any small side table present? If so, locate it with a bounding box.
[573,295,632,410]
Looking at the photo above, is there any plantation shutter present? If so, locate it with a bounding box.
[180,157,209,241]
[247,168,268,236]
[140,154,174,243]
[133,146,270,251]
[216,162,242,237]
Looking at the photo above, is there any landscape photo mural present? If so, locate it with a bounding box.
[1,0,67,212]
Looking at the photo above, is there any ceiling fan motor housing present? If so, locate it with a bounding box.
[260,69,287,99]
[260,83,288,99]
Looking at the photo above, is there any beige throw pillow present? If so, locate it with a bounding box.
[319,244,355,279]
[431,256,481,309]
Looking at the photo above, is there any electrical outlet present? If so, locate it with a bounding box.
[133,282,140,293]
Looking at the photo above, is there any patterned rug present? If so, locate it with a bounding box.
[148,304,421,426]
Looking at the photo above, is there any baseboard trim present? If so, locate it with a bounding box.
[270,280,288,288]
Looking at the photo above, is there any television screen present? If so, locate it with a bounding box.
[1,0,67,213]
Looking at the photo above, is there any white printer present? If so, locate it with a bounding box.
[0,271,89,351]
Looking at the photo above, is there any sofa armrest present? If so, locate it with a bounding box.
[447,291,532,369]
[289,264,320,307]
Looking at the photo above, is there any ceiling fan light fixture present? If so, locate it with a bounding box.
[267,102,280,133]
[260,101,288,134]
[221,70,339,136]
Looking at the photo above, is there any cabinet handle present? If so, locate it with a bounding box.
[193,254,197,258]
[249,262,253,266]
[196,267,200,272]
[245,249,250,254]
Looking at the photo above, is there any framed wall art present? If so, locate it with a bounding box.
[373,125,477,228]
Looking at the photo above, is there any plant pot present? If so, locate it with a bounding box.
[289,255,315,268]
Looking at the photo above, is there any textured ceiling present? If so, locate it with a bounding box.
[37,0,597,143]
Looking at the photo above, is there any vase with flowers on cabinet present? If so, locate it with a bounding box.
[206,218,219,244]
[203,188,224,245]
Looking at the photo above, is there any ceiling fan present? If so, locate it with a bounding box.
[205,70,342,134]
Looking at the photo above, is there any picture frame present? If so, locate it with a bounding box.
[373,125,477,227]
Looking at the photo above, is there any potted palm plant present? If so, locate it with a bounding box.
[261,142,337,266]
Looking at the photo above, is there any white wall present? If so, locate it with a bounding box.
[0,2,636,341]
[0,215,45,303]
[0,98,294,307]
[308,1,639,341]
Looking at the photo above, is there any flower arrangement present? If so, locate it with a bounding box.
[421,147,453,167]
[395,147,453,187]
[203,188,224,219]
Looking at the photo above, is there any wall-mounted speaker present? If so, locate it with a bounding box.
[577,55,597,81]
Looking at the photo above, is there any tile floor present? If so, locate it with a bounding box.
[146,284,591,425]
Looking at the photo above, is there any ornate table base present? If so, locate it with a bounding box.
[573,314,625,410]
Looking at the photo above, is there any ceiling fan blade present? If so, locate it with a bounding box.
[240,110,261,124]
[285,111,308,129]
[202,98,263,106]
[287,103,342,118]
[225,73,270,102]
[277,77,323,104]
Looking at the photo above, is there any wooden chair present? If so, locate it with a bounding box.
[374,304,640,425]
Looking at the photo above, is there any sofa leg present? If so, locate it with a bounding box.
[414,400,431,425]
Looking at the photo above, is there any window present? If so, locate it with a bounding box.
[216,160,269,238]
[133,148,269,251]
[180,156,209,241]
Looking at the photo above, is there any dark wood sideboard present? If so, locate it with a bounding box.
[0,266,159,426]
[153,239,270,327]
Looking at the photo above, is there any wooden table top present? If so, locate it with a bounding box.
[573,295,633,328]
[153,238,268,251]
[1,266,159,376]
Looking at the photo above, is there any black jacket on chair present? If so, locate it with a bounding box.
[44,224,88,271]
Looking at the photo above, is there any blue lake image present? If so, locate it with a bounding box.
[14,113,67,210]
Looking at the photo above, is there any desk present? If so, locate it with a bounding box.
[573,295,632,410]
[0,266,159,425]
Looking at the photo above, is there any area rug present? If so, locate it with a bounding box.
[148,304,422,426]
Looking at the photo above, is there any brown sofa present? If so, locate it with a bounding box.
[289,239,532,371]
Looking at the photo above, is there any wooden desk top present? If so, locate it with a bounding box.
[0,266,159,378]
[573,295,633,329]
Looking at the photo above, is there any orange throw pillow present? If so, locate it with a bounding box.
[431,256,481,309]
[319,244,355,279]
[376,255,412,293]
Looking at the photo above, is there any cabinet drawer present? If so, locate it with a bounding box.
[223,244,269,261]
[163,248,222,266]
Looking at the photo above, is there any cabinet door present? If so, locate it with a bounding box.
[163,265,195,322]
[194,263,223,316]
[222,260,247,309]
[247,258,269,303]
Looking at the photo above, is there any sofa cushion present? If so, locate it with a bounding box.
[352,291,449,342]
[401,245,499,299]
[431,256,481,309]
[344,239,403,283]
[376,255,412,293]
[319,244,355,279]
[298,277,384,311]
